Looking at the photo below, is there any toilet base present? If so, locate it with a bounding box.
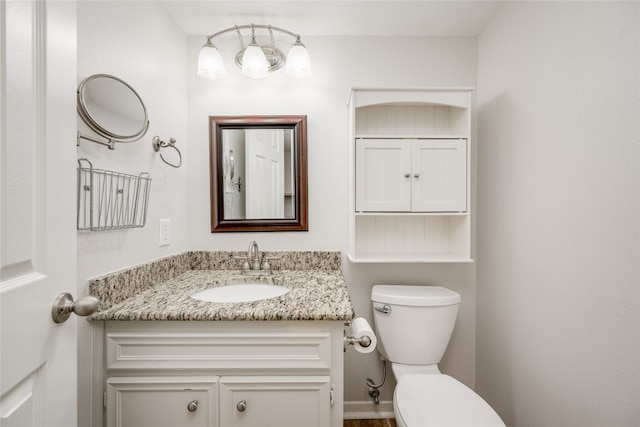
[390,362,441,381]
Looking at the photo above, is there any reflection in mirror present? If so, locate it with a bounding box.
[223,129,294,220]
[210,116,307,232]
[77,74,149,149]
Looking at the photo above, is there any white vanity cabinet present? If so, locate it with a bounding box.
[348,88,473,263]
[102,321,343,427]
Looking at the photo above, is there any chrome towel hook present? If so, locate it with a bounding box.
[152,135,182,168]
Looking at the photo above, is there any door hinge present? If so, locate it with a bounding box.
[103,391,107,408]
[330,384,335,406]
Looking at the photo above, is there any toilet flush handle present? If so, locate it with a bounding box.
[374,304,391,314]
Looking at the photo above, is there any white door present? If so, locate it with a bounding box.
[1,1,78,426]
[355,138,411,212]
[411,139,467,212]
[245,129,285,218]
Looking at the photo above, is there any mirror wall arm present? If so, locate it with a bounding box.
[76,131,115,150]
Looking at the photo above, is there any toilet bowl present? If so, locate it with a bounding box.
[371,285,504,427]
[393,374,504,427]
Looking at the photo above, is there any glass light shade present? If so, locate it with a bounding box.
[241,44,269,79]
[285,43,312,78]
[197,43,226,80]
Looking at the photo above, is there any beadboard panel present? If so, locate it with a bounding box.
[355,104,468,136]
[353,215,471,262]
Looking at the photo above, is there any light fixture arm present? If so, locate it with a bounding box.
[233,26,245,50]
[206,23,300,42]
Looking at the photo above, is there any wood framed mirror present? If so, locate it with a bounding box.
[209,115,308,232]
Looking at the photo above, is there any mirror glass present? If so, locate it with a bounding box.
[209,116,308,232]
[77,74,149,142]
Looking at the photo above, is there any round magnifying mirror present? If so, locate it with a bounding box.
[77,74,149,143]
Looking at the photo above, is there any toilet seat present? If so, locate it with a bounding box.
[394,374,505,427]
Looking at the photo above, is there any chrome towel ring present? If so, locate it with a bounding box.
[152,135,182,168]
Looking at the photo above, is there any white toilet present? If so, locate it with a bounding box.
[371,285,505,427]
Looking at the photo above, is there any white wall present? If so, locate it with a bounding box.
[476,2,640,426]
[76,2,188,425]
[187,35,478,404]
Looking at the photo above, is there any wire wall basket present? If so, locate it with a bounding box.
[77,158,151,231]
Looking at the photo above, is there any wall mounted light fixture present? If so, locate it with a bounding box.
[197,24,311,80]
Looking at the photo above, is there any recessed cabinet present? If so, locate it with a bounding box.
[348,88,473,263]
[102,321,343,427]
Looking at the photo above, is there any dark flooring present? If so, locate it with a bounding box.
[343,419,397,427]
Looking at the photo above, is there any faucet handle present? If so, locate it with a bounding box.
[261,254,281,272]
[231,254,251,271]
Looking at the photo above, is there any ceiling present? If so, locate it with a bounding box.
[162,1,506,37]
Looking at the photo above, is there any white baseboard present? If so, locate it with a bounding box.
[344,400,395,419]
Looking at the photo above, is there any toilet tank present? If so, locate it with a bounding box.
[371,285,461,365]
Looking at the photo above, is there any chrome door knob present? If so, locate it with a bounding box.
[187,400,198,412]
[414,173,420,178]
[52,293,100,323]
[236,400,247,412]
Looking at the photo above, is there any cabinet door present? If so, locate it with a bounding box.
[220,376,331,427]
[355,139,411,211]
[106,376,218,427]
[412,139,467,212]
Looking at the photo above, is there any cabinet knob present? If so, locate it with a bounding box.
[187,400,198,412]
[414,173,420,178]
[236,400,247,412]
[404,173,411,178]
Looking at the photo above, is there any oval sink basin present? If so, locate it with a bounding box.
[191,284,290,303]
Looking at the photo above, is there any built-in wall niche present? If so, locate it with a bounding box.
[354,214,470,262]
[348,88,473,263]
[355,104,469,137]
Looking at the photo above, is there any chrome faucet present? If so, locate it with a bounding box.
[248,240,261,270]
[239,240,272,276]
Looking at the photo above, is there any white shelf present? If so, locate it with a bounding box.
[355,211,467,216]
[347,252,474,263]
[355,134,468,140]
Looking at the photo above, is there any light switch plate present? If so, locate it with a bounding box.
[159,219,170,246]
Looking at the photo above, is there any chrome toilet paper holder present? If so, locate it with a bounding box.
[344,330,372,349]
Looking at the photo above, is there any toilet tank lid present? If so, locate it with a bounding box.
[371,285,460,306]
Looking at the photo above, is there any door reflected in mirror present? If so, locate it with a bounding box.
[210,116,308,232]
[223,128,295,220]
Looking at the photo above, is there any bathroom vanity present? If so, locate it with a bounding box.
[89,251,354,427]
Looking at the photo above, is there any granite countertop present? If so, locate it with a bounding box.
[90,251,355,322]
